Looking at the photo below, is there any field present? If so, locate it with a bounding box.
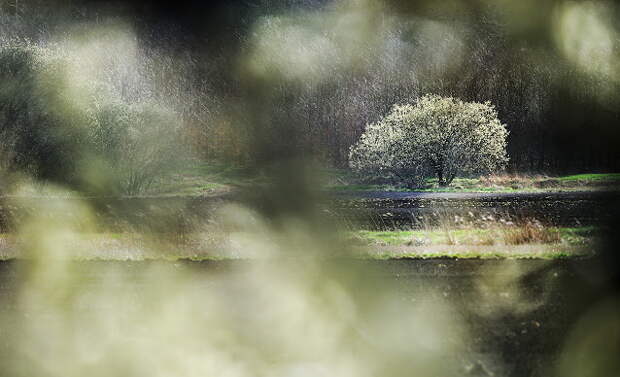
[69,160,620,198]
[325,171,620,193]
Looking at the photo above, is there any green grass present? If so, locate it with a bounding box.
[326,170,620,193]
[147,160,260,196]
[557,173,620,181]
[353,229,488,245]
[347,226,598,259]
[106,160,620,197]
[353,227,596,246]
[363,250,578,260]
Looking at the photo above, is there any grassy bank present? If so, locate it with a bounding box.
[4,161,617,197]
[326,171,620,193]
[0,225,599,261]
[347,226,598,259]
[146,166,620,197]
[146,161,260,196]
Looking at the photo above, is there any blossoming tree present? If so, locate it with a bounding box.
[349,95,508,187]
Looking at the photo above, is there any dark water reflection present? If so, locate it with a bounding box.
[0,258,615,377]
[330,191,619,229]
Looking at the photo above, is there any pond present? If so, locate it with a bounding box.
[329,191,619,229]
[0,258,614,377]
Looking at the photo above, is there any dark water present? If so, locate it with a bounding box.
[2,191,617,232]
[0,195,228,232]
[329,191,620,229]
[0,258,614,377]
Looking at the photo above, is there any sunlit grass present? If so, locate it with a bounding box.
[346,226,597,259]
[327,170,620,193]
[138,160,263,196]
[558,173,620,181]
[5,163,617,197]
[365,249,580,260]
[351,227,595,246]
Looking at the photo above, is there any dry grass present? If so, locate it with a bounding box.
[501,219,561,245]
[350,220,596,259]
[352,211,582,250]
[479,173,620,191]
[479,174,555,190]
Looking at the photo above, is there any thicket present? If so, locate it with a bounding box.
[0,35,186,195]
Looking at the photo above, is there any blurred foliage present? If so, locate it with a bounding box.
[0,33,184,195]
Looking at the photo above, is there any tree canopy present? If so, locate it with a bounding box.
[349,95,508,187]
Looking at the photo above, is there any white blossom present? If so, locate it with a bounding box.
[349,95,508,187]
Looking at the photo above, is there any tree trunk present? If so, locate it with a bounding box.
[446,172,456,186]
[438,170,448,186]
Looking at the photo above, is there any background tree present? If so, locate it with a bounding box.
[1,0,619,177]
[0,37,184,195]
[349,95,508,187]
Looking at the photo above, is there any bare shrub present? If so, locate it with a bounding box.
[0,36,186,195]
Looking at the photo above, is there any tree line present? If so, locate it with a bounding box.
[1,0,619,192]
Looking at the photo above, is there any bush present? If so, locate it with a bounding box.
[0,38,183,195]
[349,95,509,187]
[86,96,181,195]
